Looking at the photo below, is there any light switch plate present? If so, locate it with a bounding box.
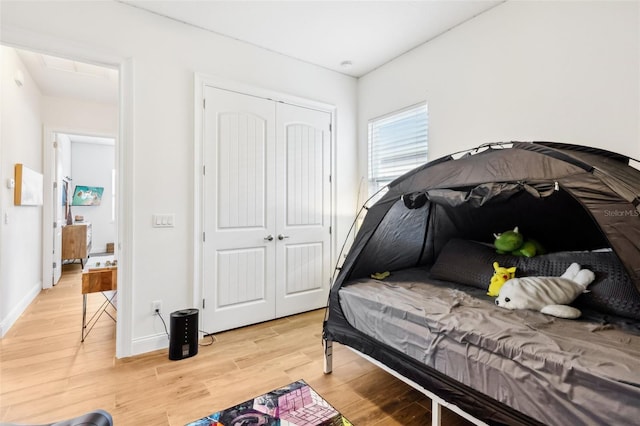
[152,214,175,228]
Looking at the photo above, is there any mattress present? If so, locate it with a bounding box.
[338,267,640,426]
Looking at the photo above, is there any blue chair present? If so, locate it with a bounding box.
[0,409,113,426]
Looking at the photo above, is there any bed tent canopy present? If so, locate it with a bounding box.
[334,141,640,293]
[323,140,640,425]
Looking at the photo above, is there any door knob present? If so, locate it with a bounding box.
[264,234,274,241]
[278,234,290,240]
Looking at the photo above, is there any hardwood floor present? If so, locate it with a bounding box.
[0,264,472,425]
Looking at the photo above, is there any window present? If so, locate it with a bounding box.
[368,102,428,197]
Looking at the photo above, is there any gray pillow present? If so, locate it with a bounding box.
[430,239,640,320]
[430,239,517,290]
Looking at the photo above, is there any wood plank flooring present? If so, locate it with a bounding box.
[0,263,472,425]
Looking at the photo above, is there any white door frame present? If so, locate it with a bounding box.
[41,129,62,290]
[1,27,135,358]
[193,74,337,321]
[42,128,117,289]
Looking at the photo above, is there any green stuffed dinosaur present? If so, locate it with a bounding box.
[493,226,545,258]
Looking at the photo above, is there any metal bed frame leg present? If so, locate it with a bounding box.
[81,294,87,342]
[323,339,333,374]
[432,399,442,426]
[339,346,489,426]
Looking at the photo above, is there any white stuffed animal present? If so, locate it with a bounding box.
[494,263,595,319]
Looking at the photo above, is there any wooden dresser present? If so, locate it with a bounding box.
[62,223,92,266]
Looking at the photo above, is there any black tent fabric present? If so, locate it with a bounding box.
[332,141,640,291]
[323,141,640,425]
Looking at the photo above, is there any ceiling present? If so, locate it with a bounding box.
[13,0,503,104]
[122,0,504,77]
[62,134,116,145]
[15,48,119,104]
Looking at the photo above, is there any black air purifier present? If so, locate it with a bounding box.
[169,308,199,360]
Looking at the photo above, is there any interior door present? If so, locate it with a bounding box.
[202,86,277,333]
[274,103,332,316]
[52,135,63,284]
[201,85,333,333]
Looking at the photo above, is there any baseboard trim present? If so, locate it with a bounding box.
[0,281,41,338]
[131,333,169,356]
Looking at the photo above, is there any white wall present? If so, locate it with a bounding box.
[43,96,118,137]
[1,1,358,354]
[70,141,115,253]
[0,46,43,336]
[358,0,640,179]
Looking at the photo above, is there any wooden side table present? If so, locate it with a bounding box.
[81,265,117,342]
[63,223,92,267]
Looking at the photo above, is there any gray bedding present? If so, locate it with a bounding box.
[339,268,640,425]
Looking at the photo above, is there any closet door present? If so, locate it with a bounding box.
[201,86,333,333]
[202,86,277,332]
[275,103,332,316]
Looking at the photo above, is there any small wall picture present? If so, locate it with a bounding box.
[14,163,43,206]
[71,185,104,206]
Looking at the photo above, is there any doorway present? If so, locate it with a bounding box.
[45,132,116,287]
[1,44,121,342]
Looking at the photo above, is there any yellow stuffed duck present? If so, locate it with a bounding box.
[487,262,517,297]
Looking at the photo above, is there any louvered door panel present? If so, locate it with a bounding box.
[275,103,331,317]
[217,113,265,229]
[286,124,324,226]
[217,248,265,307]
[203,87,276,333]
[285,243,323,294]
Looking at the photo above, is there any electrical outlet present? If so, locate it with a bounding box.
[151,300,162,314]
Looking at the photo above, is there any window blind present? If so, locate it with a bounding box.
[368,103,428,195]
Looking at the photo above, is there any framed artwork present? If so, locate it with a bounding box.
[14,163,43,206]
[71,185,104,206]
